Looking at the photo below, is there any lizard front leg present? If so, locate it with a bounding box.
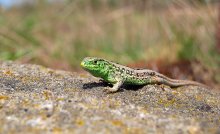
[102,73,124,93]
[107,80,124,93]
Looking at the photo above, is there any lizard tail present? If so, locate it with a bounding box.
[157,74,208,88]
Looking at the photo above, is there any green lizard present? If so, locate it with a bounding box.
[81,57,207,93]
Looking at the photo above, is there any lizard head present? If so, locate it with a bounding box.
[81,57,110,77]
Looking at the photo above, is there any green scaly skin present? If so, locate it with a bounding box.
[81,57,207,93]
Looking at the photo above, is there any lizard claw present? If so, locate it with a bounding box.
[103,88,109,92]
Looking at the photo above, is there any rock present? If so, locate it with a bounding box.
[0,61,219,133]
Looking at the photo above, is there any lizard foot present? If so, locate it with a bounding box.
[103,88,118,94]
[103,80,123,94]
[158,84,170,91]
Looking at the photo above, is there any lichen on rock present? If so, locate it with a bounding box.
[0,61,219,134]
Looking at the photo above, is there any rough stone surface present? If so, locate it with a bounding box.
[0,61,220,134]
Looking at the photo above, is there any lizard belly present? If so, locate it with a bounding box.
[124,76,150,85]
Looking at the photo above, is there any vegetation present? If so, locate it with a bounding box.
[0,0,219,85]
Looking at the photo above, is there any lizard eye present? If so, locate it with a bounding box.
[94,60,98,64]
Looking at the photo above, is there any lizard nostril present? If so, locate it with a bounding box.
[80,62,85,67]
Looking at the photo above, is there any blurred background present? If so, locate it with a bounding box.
[0,0,219,88]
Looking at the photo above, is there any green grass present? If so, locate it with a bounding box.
[0,1,219,75]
